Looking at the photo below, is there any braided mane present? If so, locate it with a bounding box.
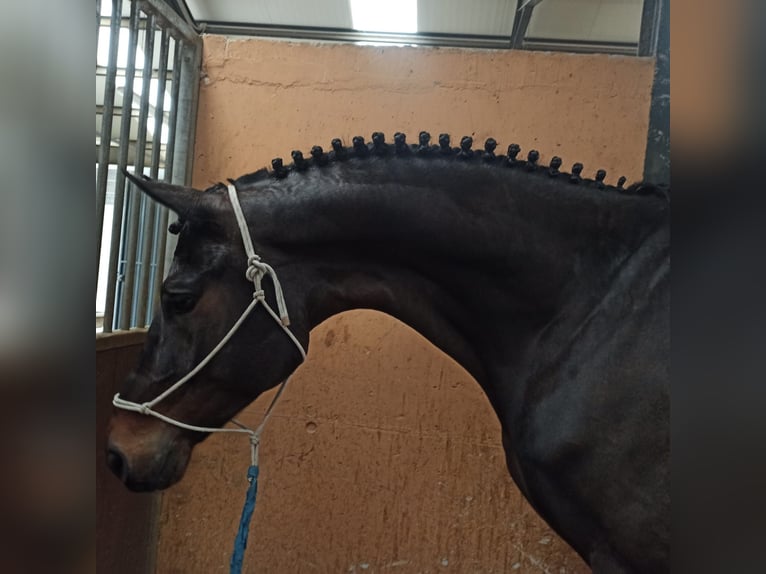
[232,131,667,197]
[178,131,668,235]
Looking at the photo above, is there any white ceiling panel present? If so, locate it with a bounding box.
[185,0,354,28]
[526,0,643,44]
[417,0,518,36]
[185,0,519,36]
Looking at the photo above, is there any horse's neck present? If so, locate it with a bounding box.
[245,159,667,383]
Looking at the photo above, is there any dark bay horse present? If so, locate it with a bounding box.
[106,133,669,573]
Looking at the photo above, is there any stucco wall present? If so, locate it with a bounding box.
[156,36,654,573]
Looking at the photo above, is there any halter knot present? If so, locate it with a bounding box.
[245,262,264,282]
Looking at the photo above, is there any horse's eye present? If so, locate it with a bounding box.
[162,291,198,316]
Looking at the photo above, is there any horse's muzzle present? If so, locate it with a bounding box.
[106,442,129,483]
[106,414,193,491]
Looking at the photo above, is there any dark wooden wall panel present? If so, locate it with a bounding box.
[96,332,160,574]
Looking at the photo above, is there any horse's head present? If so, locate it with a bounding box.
[106,175,308,491]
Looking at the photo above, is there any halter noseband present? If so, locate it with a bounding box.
[112,184,307,466]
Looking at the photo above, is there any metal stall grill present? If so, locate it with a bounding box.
[97,0,201,332]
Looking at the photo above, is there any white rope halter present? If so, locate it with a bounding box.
[113,184,307,466]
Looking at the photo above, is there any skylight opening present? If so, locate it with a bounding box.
[349,0,418,34]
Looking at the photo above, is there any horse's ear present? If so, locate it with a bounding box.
[123,169,215,217]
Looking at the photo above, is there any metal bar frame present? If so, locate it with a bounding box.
[172,39,202,187]
[98,0,202,332]
[522,38,639,57]
[118,10,156,330]
[140,0,198,44]
[642,0,669,184]
[190,20,639,56]
[160,36,202,277]
[171,0,199,33]
[96,0,101,48]
[98,16,153,30]
[153,38,184,305]
[510,1,534,50]
[199,22,515,50]
[638,0,662,57]
[102,0,135,332]
[96,0,123,277]
[145,0,203,289]
[96,66,175,80]
[136,26,171,326]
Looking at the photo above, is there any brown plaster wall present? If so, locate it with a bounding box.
[156,37,655,573]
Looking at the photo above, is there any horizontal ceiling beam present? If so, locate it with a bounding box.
[199,22,513,49]
[196,21,638,55]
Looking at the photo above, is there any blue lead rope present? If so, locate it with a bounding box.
[230,465,260,574]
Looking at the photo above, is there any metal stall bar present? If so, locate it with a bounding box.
[101,0,139,333]
[638,0,662,58]
[118,10,156,330]
[510,0,535,49]
[160,33,202,279]
[142,0,199,44]
[96,0,123,276]
[170,39,202,187]
[152,38,183,306]
[136,27,170,326]
[642,0,669,184]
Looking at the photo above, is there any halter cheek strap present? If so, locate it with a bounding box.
[112,184,307,467]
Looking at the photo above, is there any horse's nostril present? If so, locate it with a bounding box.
[106,445,128,482]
